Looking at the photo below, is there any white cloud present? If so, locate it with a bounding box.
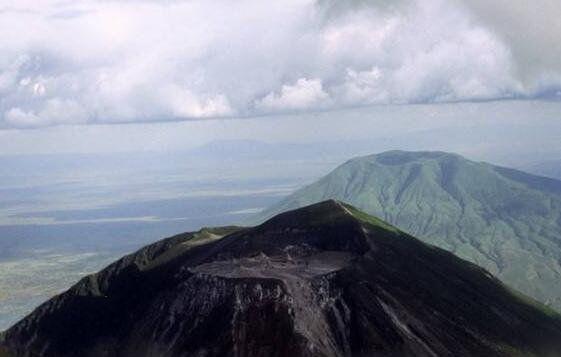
[5,98,88,128]
[163,84,233,118]
[0,0,558,128]
[256,78,328,111]
[4,108,41,127]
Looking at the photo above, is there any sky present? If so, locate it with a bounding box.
[2,100,561,169]
[0,0,560,129]
[2,0,561,333]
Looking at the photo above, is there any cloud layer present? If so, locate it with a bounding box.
[0,0,559,127]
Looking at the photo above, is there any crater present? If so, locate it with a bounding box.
[190,251,353,280]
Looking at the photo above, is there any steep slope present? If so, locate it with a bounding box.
[257,151,561,311]
[2,201,561,357]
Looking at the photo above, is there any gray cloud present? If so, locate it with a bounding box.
[0,0,558,128]
[461,0,561,92]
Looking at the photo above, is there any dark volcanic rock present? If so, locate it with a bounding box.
[2,201,561,357]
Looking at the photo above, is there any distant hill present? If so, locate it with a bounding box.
[2,201,561,356]
[184,139,390,162]
[257,151,561,311]
[525,159,561,180]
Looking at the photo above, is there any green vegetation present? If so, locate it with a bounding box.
[135,226,241,272]
[258,150,561,311]
[342,202,400,233]
[507,285,561,319]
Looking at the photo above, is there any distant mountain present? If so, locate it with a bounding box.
[525,159,561,180]
[2,201,561,356]
[185,139,385,162]
[257,151,561,311]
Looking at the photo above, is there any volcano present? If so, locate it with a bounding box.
[1,201,561,357]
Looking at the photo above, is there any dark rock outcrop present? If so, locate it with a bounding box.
[2,201,561,356]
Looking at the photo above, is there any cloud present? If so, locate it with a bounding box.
[460,0,561,91]
[4,108,41,127]
[5,98,88,128]
[256,78,328,111]
[0,0,559,128]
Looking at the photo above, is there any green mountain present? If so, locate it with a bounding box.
[2,201,561,356]
[257,151,561,311]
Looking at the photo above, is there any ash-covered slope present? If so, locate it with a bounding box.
[257,151,561,311]
[2,201,561,357]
